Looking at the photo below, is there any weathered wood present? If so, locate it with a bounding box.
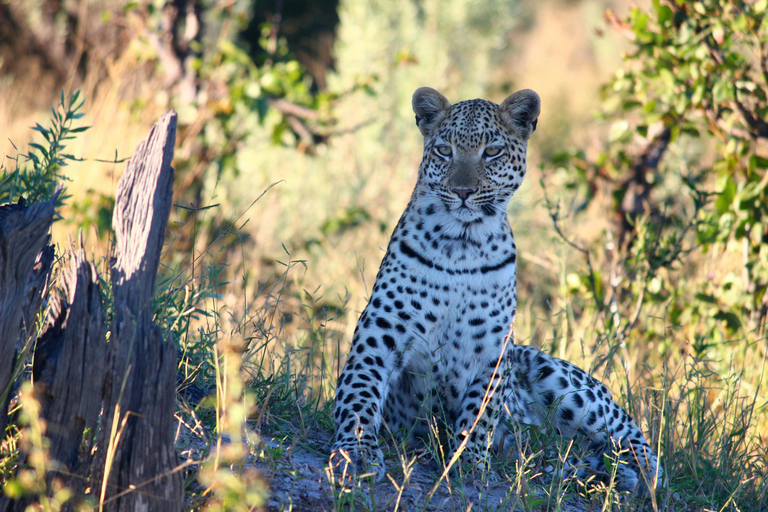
[93,110,183,511]
[0,195,57,437]
[37,243,106,502]
[1,241,106,512]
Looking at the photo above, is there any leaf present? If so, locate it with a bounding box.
[736,180,766,206]
[674,93,689,115]
[59,153,84,162]
[681,121,701,137]
[28,143,49,159]
[657,5,673,25]
[715,176,737,214]
[695,293,718,304]
[691,84,704,105]
[609,120,631,143]
[622,100,642,111]
[31,123,50,136]
[2,480,24,499]
[714,311,742,331]
[632,9,649,32]
[735,80,757,92]
[749,155,768,171]
[659,68,676,94]
[603,454,615,474]
[712,80,731,105]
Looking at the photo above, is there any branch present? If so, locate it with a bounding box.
[540,178,602,311]
[269,98,320,121]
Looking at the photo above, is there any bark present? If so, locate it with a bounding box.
[1,241,106,512]
[0,195,56,437]
[93,110,183,511]
[615,127,672,243]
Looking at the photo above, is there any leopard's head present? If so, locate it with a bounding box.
[412,87,540,225]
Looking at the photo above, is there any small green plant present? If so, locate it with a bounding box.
[0,89,89,207]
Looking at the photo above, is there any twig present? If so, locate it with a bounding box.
[540,178,602,311]
[269,98,320,121]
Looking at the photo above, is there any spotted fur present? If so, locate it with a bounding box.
[331,87,661,495]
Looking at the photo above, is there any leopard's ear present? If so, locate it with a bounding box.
[499,89,540,141]
[412,87,451,137]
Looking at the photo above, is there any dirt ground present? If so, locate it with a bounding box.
[177,417,593,512]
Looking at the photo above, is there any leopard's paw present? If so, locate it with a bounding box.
[327,443,386,485]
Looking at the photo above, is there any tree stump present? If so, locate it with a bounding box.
[1,111,182,511]
[0,195,57,437]
[92,110,183,511]
[1,240,107,512]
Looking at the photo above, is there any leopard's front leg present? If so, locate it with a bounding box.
[450,347,511,474]
[331,303,410,481]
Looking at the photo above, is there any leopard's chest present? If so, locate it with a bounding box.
[428,270,516,355]
[382,216,519,371]
[380,254,517,409]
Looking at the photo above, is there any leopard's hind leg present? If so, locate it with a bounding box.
[507,345,662,495]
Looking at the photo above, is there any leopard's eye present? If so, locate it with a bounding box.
[483,147,502,158]
[434,145,452,157]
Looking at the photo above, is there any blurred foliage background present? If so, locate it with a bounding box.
[0,0,627,342]
[1,0,767,508]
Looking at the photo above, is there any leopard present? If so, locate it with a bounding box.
[331,86,661,496]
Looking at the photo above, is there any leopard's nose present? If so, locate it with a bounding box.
[452,188,477,201]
